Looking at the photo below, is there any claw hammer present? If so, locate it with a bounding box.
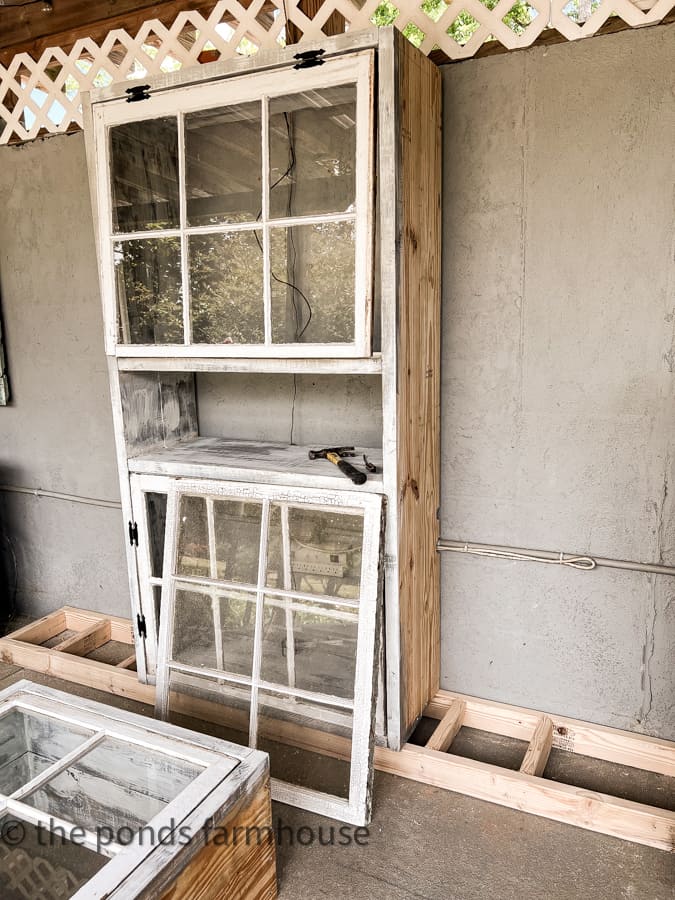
[308,446,367,485]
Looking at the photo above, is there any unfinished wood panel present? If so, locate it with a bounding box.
[520,716,554,777]
[395,31,442,739]
[63,607,135,645]
[159,780,277,900]
[426,699,465,752]
[5,610,67,645]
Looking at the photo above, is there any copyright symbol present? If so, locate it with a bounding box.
[1,820,25,846]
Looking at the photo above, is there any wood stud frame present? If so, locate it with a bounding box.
[0,612,672,850]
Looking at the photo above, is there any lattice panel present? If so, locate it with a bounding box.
[0,0,672,144]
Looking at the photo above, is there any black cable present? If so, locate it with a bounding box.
[254,111,313,341]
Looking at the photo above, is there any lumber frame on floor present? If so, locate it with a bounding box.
[0,609,672,851]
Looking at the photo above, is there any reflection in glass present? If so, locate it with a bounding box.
[173,588,256,677]
[146,492,167,578]
[269,86,356,219]
[110,117,179,232]
[260,596,358,699]
[213,499,262,585]
[189,231,264,344]
[0,709,93,795]
[267,503,363,599]
[176,495,209,577]
[22,736,203,834]
[0,814,107,898]
[186,102,262,226]
[270,221,355,343]
[114,237,183,344]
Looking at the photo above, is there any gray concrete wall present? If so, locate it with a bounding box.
[440,24,675,738]
[0,133,128,619]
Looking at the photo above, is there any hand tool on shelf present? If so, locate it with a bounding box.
[308,446,367,485]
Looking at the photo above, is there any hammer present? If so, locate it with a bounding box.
[308,446,367,485]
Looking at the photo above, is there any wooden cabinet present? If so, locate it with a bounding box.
[85,26,440,751]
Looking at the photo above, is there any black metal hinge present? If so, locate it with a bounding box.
[126,84,151,103]
[293,49,325,70]
[128,521,139,546]
[137,614,147,639]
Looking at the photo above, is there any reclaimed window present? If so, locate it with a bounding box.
[0,683,242,899]
[93,52,374,358]
[156,479,382,825]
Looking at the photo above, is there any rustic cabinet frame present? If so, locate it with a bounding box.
[85,27,441,752]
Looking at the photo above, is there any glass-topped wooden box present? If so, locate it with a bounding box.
[0,680,276,900]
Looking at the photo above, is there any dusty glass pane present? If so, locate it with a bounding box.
[114,237,183,344]
[153,585,162,638]
[213,499,262,585]
[257,690,353,798]
[176,495,209,577]
[173,589,217,668]
[0,709,93,795]
[146,491,167,578]
[168,669,251,745]
[266,503,363,599]
[173,587,256,678]
[260,596,358,700]
[22,736,204,834]
[0,814,107,898]
[186,102,262,226]
[269,85,356,219]
[110,117,179,233]
[189,231,264,344]
[270,221,355,343]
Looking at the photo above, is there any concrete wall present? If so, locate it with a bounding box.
[0,134,128,619]
[440,24,675,738]
[0,24,672,738]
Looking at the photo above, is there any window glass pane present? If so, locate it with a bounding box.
[168,669,251,747]
[213,499,262,585]
[146,492,167,578]
[176,495,209,577]
[0,814,107,898]
[114,237,183,344]
[186,102,262,226]
[22,736,204,834]
[267,504,363,599]
[258,691,352,798]
[270,221,355,343]
[173,588,256,678]
[110,117,179,232]
[269,86,356,219]
[0,710,94,795]
[260,596,357,700]
[189,231,264,344]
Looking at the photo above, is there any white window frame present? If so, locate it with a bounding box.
[91,52,374,359]
[155,478,382,826]
[0,680,268,899]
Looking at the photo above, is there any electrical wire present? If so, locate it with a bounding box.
[439,541,596,571]
[0,484,121,509]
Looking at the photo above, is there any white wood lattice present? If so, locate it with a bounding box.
[0,0,672,144]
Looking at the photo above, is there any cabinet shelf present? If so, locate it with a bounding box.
[117,355,383,375]
[128,437,384,492]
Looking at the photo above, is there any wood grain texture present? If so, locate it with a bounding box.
[426,699,465,752]
[395,31,442,739]
[160,780,277,900]
[520,716,554,777]
[53,620,111,656]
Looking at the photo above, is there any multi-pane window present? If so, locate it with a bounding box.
[156,479,382,824]
[95,52,374,357]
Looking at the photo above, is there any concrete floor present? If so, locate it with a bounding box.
[0,657,671,899]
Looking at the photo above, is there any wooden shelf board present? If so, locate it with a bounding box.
[116,355,383,375]
[128,437,384,493]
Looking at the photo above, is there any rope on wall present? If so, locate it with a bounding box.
[437,539,675,578]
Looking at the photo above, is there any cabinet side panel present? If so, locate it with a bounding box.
[159,778,277,900]
[396,34,442,737]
